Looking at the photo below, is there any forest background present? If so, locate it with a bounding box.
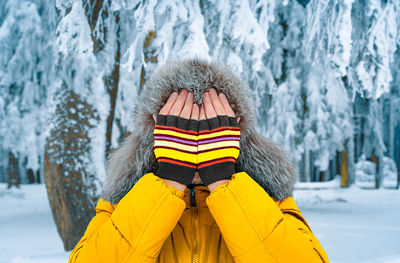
[0,0,399,262]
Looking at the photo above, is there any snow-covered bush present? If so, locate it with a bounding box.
[382,157,398,189]
[355,155,377,189]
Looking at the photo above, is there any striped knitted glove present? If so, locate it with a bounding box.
[153,114,198,186]
[197,115,240,185]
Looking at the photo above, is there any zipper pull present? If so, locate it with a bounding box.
[189,188,197,207]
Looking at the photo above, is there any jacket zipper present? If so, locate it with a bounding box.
[189,188,199,263]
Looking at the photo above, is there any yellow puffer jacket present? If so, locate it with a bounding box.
[68,171,329,262]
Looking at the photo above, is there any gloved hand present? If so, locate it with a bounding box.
[197,89,241,186]
[153,88,241,188]
[153,90,199,186]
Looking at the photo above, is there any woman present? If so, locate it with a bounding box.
[68,60,329,262]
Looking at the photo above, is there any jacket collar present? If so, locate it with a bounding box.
[183,185,211,209]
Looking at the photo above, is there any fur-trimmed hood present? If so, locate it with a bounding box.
[101,59,297,204]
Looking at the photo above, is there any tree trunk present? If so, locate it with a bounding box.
[44,89,100,251]
[340,141,349,187]
[7,151,20,188]
[44,147,95,250]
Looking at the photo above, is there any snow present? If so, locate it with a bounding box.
[295,175,341,190]
[294,186,400,263]
[355,155,378,189]
[0,183,69,263]
[382,157,399,189]
[1,182,399,263]
[55,1,92,58]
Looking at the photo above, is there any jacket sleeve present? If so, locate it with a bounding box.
[68,172,186,263]
[205,171,329,263]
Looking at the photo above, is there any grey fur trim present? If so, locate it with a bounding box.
[237,129,297,200]
[101,59,297,204]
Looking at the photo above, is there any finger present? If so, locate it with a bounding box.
[198,103,209,130]
[169,89,188,116]
[209,88,226,115]
[190,104,199,120]
[179,92,193,119]
[203,91,217,119]
[159,92,179,115]
[199,103,206,120]
[218,93,235,117]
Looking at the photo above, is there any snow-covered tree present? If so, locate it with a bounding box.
[0,0,56,185]
[1,0,399,186]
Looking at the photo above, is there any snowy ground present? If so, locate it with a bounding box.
[294,186,400,263]
[0,183,69,263]
[0,183,399,263]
